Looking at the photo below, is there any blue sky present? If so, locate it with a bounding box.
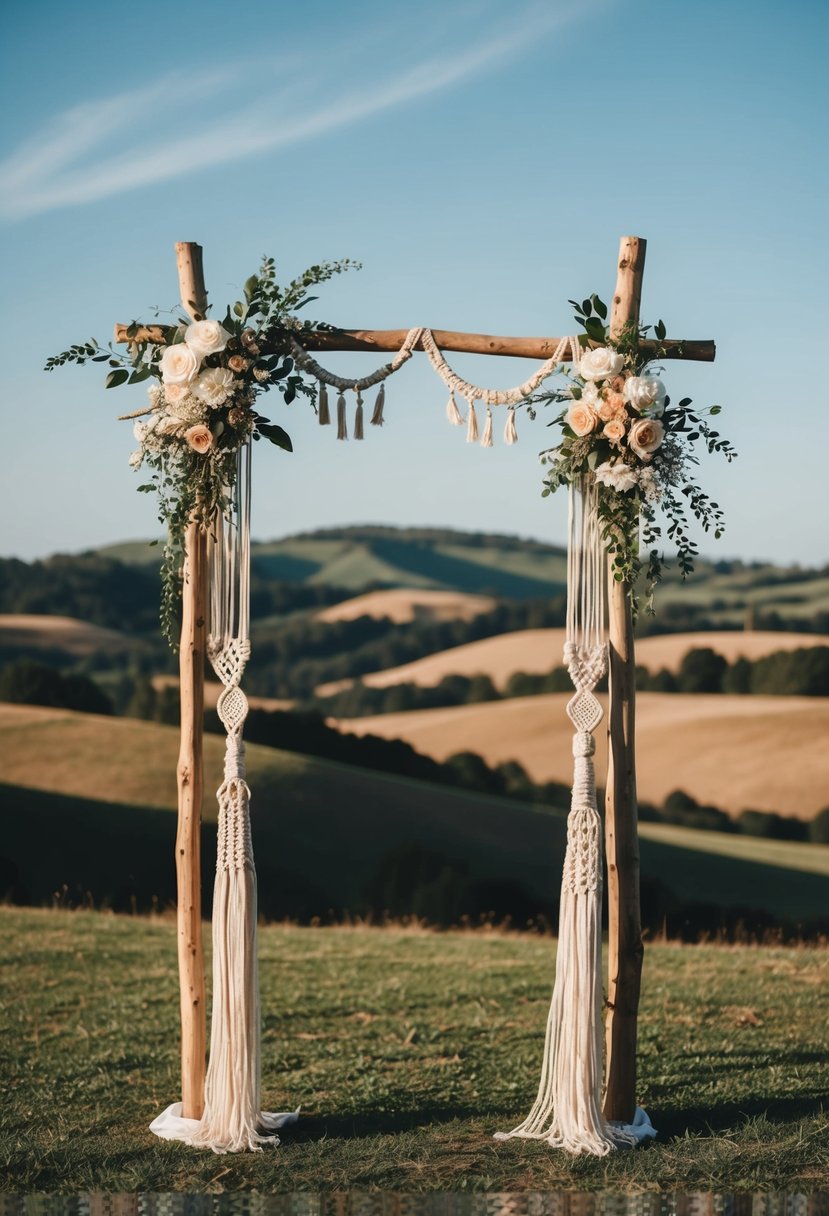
[1,0,827,566]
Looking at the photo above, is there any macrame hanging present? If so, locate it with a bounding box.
[495,474,652,1155]
[150,442,298,1153]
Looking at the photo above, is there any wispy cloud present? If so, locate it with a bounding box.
[0,2,591,221]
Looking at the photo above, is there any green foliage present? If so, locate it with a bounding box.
[809,807,829,844]
[45,256,359,647]
[539,296,736,613]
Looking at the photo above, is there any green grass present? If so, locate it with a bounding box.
[1,907,828,1192]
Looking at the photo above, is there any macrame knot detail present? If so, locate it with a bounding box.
[572,730,595,758]
[562,805,601,896]
[209,638,251,688]
[217,684,249,739]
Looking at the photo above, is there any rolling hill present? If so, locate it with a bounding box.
[335,691,829,819]
[0,704,827,928]
[315,628,829,697]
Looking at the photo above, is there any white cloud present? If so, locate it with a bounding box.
[0,2,594,221]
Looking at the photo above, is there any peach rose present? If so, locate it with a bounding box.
[603,417,626,444]
[185,424,213,454]
[598,390,627,421]
[164,382,188,403]
[228,354,248,373]
[567,402,599,436]
[628,417,664,461]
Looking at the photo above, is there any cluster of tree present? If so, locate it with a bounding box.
[641,787,829,844]
[0,659,113,715]
[247,596,567,699]
[637,646,829,696]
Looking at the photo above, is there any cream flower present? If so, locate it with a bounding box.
[594,460,638,492]
[624,375,666,416]
[185,319,231,358]
[603,417,626,444]
[164,382,189,404]
[628,417,665,461]
[567,402,599,436]
[185,424,213,454]
[128,449,143,469]
[160,343,200,385]
[165,393,204,424]
[194,366,236,408]
[579,347,625,382]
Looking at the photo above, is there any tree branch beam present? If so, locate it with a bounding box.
[113,322,715,364]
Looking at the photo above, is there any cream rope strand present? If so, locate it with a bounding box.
[288,328,424,394]
[420,329,581,406]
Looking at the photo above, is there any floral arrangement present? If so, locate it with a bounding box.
[537,295,736,610]
[46,256,357,642]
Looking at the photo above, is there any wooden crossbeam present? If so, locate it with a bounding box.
[115,321,714,364]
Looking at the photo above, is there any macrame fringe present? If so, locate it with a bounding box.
[370,384,385,426]
[496,475,636,1157]
[318,382,330,426]
[191,772,269,1153]
[466,399,479,443]
[336,391,347,440]
[446,392,464,426]
[504,406,518,445]
[481,407,494,448]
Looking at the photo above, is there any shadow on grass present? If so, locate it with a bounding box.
[654,1092,827,1140]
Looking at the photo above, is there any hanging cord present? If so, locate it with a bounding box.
[288,328,424,394]
[420,329,580,406]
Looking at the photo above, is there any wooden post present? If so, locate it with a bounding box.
[603,235,646,1122]
[174,242,208,1119]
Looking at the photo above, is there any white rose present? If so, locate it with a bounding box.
[185,319,231,358]
[194,366,236,408]
[579,347,624,382]
[628,417,665,461]
[160,343,200,385]
[594,460,638,492]
[624,375,666,416]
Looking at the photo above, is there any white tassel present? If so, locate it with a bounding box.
[446,392,464,426]
[481,406,494,448]
[354,392,364,440]
[504,406,518,445]
[192,762,270,1153]
[466,399,479,443]
[370,384,385,426]
[318,382,330,426]
[336,391,347,440]
[496,476,638,1156]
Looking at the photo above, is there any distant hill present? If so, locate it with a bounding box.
[4,526,829,628]
[1,704,827,931]
[336,691,829,820]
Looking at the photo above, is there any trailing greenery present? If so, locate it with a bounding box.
[46,256,358,645]
[535,295,737,611]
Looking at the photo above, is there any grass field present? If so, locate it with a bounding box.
[1,907,828,1192]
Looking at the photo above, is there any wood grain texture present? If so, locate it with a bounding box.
[604,235,646,1124]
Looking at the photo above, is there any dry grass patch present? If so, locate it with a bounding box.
[317,589,496,625]
[336,692,829,818]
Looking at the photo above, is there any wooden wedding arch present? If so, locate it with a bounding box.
[115,235,715,1128]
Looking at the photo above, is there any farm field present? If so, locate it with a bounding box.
[316,628,828,696]
[336,691,829,819]
[2,907,828,1192]
[1,705,827,927]
[316,588,497,624]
